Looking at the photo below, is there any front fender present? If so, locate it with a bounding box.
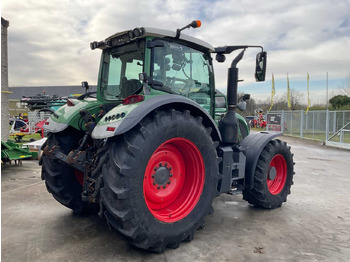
[92,94,222,141]
[240,131,282,190]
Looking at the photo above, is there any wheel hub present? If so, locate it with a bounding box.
[268,166,277,180]
[154,166,170,185]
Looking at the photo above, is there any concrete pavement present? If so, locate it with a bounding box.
[2,136,350,261]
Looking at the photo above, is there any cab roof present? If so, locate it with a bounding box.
[91,27,214,52]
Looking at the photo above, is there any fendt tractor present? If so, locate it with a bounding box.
[40,21,294,252]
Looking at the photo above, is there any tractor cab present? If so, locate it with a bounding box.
[91,26,216,115]
[90,22,266,127]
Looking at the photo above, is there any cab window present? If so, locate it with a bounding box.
[100,41,144,100]
[152,41,213,111]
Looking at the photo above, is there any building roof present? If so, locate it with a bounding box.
[9,85,96,100]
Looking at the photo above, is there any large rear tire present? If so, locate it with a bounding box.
[41,128,87,213]
[243,139,294,209]
[100,109,219,252]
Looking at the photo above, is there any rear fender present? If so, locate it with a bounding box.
[43,99,102,133]
[92,94,222,142]
[240,132,282,190]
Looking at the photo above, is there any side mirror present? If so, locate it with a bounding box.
[237,101,247,111]
[240,93,251,101]
[82,81,89,89]
[255,51,267,82]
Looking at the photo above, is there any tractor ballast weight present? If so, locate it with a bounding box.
[40,21,294,252]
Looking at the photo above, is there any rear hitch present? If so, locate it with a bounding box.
[43,144,85,172]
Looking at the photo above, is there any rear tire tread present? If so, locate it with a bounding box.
[41,128,91,214]
[243,139,294,209]
[100,109,219,252]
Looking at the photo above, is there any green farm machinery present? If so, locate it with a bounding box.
[40,21,294,252]
[1,140,37,165]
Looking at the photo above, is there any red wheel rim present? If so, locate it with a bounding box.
[143,138,205,223]
[267,154,287,195]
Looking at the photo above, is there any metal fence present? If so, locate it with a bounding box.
[28,111,51,134]
[266,110,350,149]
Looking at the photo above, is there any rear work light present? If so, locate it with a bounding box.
[122,95,144,105]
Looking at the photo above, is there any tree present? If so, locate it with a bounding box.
[262,89,305,111]
[329,95,350,109]
[287,89,304,110]
[339,73,350,96]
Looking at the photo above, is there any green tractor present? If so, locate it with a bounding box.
[40,21,294,252]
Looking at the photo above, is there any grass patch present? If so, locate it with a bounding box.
[251,127,266,132]
[8,132,44,145]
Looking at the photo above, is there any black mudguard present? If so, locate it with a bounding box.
[240,131,282,190]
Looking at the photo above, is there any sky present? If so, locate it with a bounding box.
[2,0,350,105]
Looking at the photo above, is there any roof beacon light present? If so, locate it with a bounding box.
[190,20,201,28]
[176,20,201,38]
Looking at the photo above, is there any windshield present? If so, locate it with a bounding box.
[100,40,145,100]
[151,40,213,108]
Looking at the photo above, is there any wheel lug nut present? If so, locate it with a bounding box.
[164,163,168,167]
[167,181,171,184]
[153,182,156,185]
[154,168,157,171]
[152,175,154,178]
[159,163,162,167]
[163,186,166,189]
[170,174,173,177]
[169,167,172,170]
[157,186,160,189]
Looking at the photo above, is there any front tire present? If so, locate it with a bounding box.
[243,139,294,209]
[100,109,219,252]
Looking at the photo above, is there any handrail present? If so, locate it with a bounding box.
[327,122,350,141]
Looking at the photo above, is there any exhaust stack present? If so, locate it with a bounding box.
[218,50,245,145]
